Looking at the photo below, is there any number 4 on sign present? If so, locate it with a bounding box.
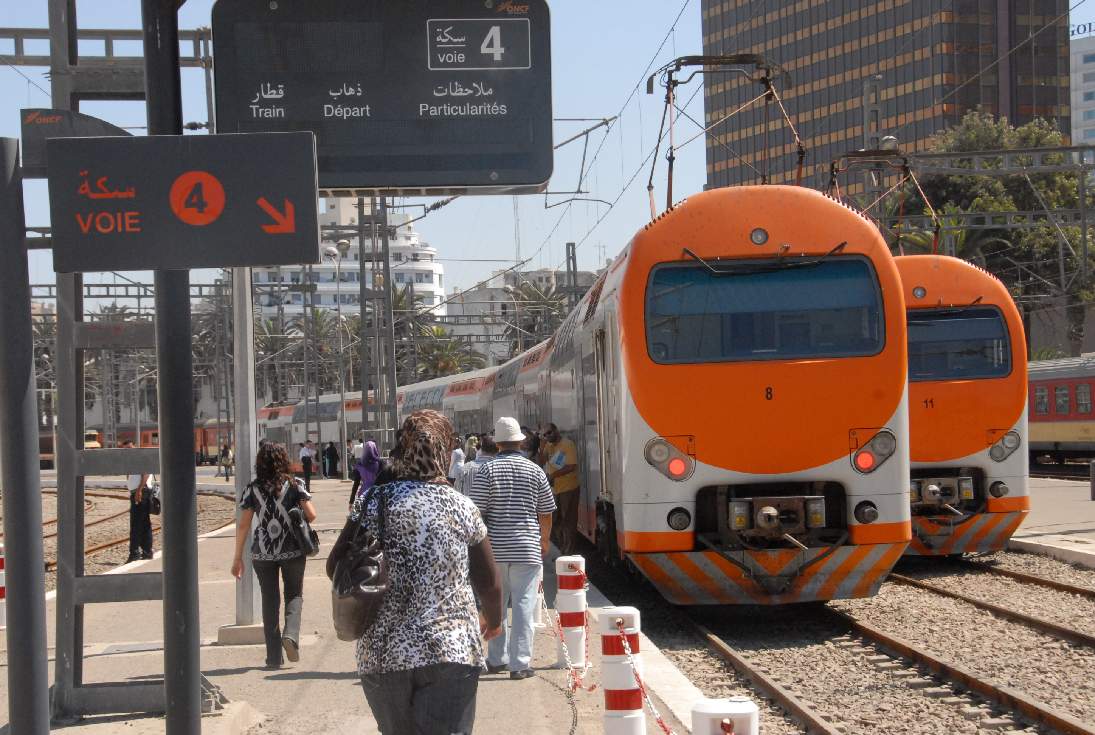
[481,25,504,61]
[257,197,296,234]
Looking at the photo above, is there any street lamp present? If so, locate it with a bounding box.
[326,242,352,481]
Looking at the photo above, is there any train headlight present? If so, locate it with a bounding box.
[646,440,671,465]
[667,507,692,531]
[958,476,975,501]
[854,501,880,524]
[989,431,1021,462]
[729,501,751,530]
[910,480,922,503]
[805,497,826,528]
[750,227,769,245]
[644,437,695,481]
[989,481,1010,498]
[852,430,897,474]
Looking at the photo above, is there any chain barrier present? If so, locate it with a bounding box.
[540,568,596,693]
[615,617,676,735]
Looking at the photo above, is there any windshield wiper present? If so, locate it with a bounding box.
[936,296,984,315]
[681,241,848,276]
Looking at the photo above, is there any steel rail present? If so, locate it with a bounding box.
[42,508,130,542]
[959,561,1095,600]
[43,523,161,572]
[890,573,1095,648]
[688,619,844,735]
[829,608,1095,735]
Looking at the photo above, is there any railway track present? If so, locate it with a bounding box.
[959,559,1095,599]
[690,606,1095,735]
[1030,462,1090,480]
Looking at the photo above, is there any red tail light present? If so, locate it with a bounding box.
[854,451,875,472]
[667,457,688,478]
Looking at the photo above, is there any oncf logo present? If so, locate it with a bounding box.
[495,1,530,14]
[24,111,62,125]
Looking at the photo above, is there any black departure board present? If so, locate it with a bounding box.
[211,0,553,194]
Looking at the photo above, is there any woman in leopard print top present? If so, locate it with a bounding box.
[329,410,503,735]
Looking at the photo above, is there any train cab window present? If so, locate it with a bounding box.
[1056,385,1071,415]
[906,306,1010,382]
[645,258,883,363]
[1034,386,1049,414]
[1079,384,1093,414]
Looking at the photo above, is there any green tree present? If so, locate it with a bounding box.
[502,280,566,355]
[416,326,486,380]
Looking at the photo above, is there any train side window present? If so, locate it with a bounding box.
[1034,386,1049,414]
[1079,384,1093,414]
[1055,385,1071,415]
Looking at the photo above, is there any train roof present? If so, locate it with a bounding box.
[1028,355,1095,381]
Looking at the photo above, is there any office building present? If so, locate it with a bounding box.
[1071,34,1095,142]
[701,1,1071,189]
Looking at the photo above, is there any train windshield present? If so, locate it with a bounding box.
[646,258,884,363]
[907,306,1011,382]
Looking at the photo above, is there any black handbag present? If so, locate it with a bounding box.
[148,476,161,515]
[286,482,319,557]
[331,486,389,641]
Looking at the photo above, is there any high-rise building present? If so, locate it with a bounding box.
[1071,33,1095,142]
[251,198,446,318]
[701,1,1071,190]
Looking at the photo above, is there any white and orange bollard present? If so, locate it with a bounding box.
[600,606,646,735]
[0,543,6,630]
[692,697,759,735]
[554,555,587,669]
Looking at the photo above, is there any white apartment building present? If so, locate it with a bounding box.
[252,197,446,317]
[1071,35,1095,143]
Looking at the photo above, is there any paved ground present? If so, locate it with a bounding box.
[0,477,689,734]
[1010,477,1095,566]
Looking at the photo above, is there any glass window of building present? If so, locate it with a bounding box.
[1056,384,1071,414]
[1085,53,1095,64]
[1086,91,1095,101]
[1035,385,1049,414]
[1085,110,1095,121]
[1085,129,1095,140]
[1084,71,1095,83]
[1078,384,1093,414]
[438,274,443,288]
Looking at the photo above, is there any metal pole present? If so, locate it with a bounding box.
[357,197,370,438]
[141,2,201,733]
[302,265,313,444]
[336,257,348,480]
[231,267,260,623]
[0,138,50,734]
[380,199,398,449]
[1080,170,1088,283]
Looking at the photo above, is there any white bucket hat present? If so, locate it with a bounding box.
[494,417,526,443]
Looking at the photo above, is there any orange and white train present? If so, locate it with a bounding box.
[388,187,913,605]
[895,255,1029,556]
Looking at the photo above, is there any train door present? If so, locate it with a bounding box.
[577,333,606,538]
[600,312,622,507]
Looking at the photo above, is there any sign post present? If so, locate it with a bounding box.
[212,0,553,194]
[46,132,320,272]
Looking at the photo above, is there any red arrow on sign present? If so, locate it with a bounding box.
[257,197,296,234]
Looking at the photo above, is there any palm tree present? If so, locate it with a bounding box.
[416,326,486,380]
[893,205,1011,266]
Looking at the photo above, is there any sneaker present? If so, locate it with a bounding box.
[140,552,154,560]
[509,669,534,680]
[125,553,140,563]
[485,663,507,674]
[281,636,299,662]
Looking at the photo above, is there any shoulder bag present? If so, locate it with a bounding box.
[148,475,161,515]
[331,486,389,641]
[287,481,320,557]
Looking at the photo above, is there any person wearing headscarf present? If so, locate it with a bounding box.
[349,439,382,508]
[328,410,502,734]
[232,442,317,669]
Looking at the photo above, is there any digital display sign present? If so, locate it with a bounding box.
[211,0,553,195]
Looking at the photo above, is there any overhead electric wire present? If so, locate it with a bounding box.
[419,0,696,318]
[0,58,50,99]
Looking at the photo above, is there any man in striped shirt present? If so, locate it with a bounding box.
[456,435,497,495]
[469,417,555,680]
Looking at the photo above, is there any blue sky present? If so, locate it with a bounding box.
[0,0,706,294]
[3,2,1094,294]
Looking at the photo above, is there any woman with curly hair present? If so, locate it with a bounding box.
[329,410,502,734]
[231,442,317,669]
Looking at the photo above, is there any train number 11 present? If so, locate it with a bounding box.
[923,398,934,409]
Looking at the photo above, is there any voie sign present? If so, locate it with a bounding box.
[47,132,320,273]
[211,0,553,195]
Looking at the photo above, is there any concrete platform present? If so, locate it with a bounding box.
[1009,477,1095,568]
[0,478,696,734]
